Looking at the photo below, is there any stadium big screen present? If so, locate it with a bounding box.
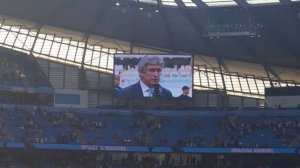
[114,54,193,98]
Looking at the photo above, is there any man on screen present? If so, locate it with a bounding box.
[114,75,122,95]
[118,56,172,98]
[178,86,191,99]
[177,86,192,109]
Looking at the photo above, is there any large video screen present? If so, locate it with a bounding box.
[114,54,193,98]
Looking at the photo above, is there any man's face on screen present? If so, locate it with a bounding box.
[114,76,120,86]
[183,88,190,95]
[140,64,162,87]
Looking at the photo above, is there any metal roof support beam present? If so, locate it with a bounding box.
[175,0,204,34]
[274,68,287,77]
[233,0,249,9]
[191,0,209,11]
[157,0,178,53]
[279,0,292,7]
[81,34,90,68]
[78,34,90,89]
[175,0,227,92]
[264,67,275,87]
[216,57,229,73]
[134,43,172,53]
[175,0,231,71]
[29,25,42,55]
[245,50,279,82]
[216,58,227,91]
[78,34,89,89]
[130,0,140,53]
[291,69,300,76]
[27,24,53,88]
[174,0,212,52]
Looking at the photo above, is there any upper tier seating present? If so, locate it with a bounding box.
[0,106,299,148]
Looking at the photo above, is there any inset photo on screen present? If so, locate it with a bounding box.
[114,54,193,98]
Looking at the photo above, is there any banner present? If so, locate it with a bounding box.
[1,143,298,154]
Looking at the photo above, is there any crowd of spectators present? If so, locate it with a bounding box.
[177,118,208,147]
[222,114,300,148]
[0,121,10,142]
[1,106,81,144]
[0,106,300,168]
[0,54,48,88]
[0,106,299,148]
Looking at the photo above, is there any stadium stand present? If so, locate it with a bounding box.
[0,105,299,149]
[0,48,50,88]
[0,106,300,168]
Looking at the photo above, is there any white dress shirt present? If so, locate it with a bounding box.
[140,81,152,97]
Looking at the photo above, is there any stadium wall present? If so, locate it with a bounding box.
[36,58,79,89]
[266,96,300,108]
[36,58,114,107]
[54,89,88,108]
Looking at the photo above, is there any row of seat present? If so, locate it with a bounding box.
[0,107,299,148]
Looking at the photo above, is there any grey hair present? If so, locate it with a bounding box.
[137,55,164,73]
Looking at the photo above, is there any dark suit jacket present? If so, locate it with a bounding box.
[114,86,122,95]
[177,94,191,99]
[118,81,172,98]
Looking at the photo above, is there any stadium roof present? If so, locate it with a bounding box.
[0,0,299,70]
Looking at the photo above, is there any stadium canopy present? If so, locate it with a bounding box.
[0,0,299,69]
